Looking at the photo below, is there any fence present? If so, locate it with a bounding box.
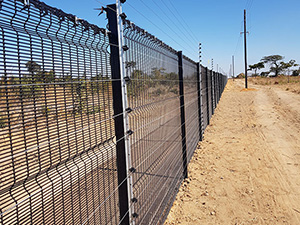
[0,0,227,224]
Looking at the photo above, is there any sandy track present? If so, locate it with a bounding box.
[165,79,300,224]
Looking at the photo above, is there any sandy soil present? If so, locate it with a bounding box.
[165,79,300,224]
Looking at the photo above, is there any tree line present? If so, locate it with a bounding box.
[248,55,299,77]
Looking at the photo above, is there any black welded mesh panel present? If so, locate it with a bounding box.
[211,72,215,110]
[182,57,199,163]
[215,72,219,107]
[0,0,119,224]
[207,70,213,121]
[123,19,184,225]
[200,66,208,130]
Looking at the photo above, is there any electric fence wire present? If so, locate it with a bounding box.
[124,2,196,57]
[94,0,214,66]
[161,0,215,63]
[148,0,198,50]
[93,0,199,63]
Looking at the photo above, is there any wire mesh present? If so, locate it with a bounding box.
[0,0,228,224]
[200,65,208,130]
[182,56,199,163]
[122,19,184,225]
[0,0,119,224]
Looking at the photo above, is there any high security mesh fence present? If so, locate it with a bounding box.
[182,56,199,164]
[122,19,183,225]
[0,0,119,224]
[0,1,227,224]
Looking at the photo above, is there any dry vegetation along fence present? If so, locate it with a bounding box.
[0,0,227,224]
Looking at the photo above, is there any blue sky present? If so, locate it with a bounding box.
[42,0,300,76]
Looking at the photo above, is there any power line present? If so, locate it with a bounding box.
[245,0,254,11]
[245,0,254,33]
[234,34,242,55]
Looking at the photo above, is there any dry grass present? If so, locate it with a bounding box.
[249,76,300,94]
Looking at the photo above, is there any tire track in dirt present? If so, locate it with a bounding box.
[252,85,300,224]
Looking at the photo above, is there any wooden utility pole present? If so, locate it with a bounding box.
[244,9,248,88]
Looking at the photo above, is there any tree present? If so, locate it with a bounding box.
[237,73,245,78]
[261,55,284,77]
[151,67,166,80]
[292,67,300,76]
[249,62,264,76]
[260,71,269,77]
[25,60,41,75]
[25,60,55,83]
[280,60,299,82]
[280,60,298,75]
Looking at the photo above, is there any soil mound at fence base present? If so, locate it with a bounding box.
[240,87,257,92]
[165,79,300,225]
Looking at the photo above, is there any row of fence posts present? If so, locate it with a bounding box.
[0,0,227,223]
[106,3,227,224]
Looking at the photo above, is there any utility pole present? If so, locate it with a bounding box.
[232,55,235,80]
[244,9,248,88]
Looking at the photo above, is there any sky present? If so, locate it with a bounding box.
[42,0,300,76]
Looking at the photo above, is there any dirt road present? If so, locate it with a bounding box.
[165,79,300,224]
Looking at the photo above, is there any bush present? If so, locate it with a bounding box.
[292,70,299,76]
[170,88,178,95]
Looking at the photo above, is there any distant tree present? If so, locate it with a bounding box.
[151,67,166,80]
[280,60,299,82]
[260,71,269,77]
[127,70,145,96]
[249,62,265,76]
[25,60,55,83]
[280,60,298,75]
[261,55,284,77]
[292,67,300,76]
[43,70,56,83]
[292,71,299,76]
[25,61,41,75]
[237,73,245,78]
[125,61,136,69]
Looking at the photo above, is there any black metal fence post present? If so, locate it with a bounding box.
[210,71,215,115]
[178,51,188,179]
[215,73,219,108]
[206,67,210,125]
[218,75,220,101]
[215,72,217,107]
[215,72,217,106]
[219,74,221,101]
[107,4,130,225]
[197,63,203,141]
